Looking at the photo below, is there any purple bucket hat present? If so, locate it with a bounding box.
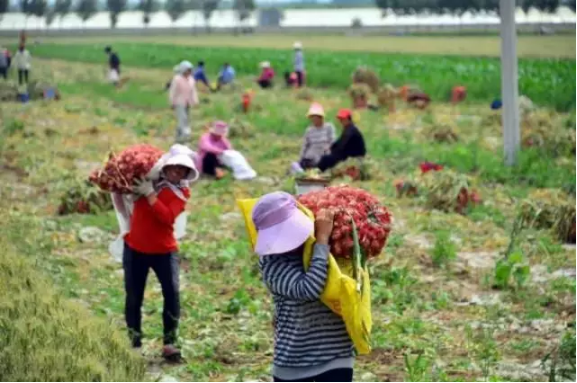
[252,191,314,256]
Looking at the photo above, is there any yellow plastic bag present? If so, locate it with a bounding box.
[237,198,372,355]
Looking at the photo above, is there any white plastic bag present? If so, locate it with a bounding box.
[108,69,120,83]
[218,150,257,180]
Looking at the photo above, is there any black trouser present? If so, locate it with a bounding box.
[258,79,273,89]
[296,71,304,87]
[0,67,6,80]
[18,69,29,85]
[274,368,353,382]
[317,154,340,172]
[123,243,180,347]
[299,158,317,170]
[202,152,222,176]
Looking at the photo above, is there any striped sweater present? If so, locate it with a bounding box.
[259,244,354,369]
[300,123,336,165]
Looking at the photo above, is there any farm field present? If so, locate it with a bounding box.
[2,34,575,58]
[21,40,577,111]
[0,36,575,382]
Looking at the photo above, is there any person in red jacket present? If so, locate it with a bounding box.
[124,151,198,360]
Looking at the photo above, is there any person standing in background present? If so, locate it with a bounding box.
[169,61,199,144]
[105,46,121,86]
[0,46,7,80]
[293,41,305,88]
[13,44,31,85]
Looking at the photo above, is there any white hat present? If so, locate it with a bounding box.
[293,41,303,49]
[260,61,271,68]
[179,60,193,74]
[162,153,199,182]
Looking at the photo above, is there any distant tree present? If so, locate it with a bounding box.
[533,0,560,12]
[139,0,156,27]
[165,0,185,26]
[76,0,98,26]
[20,0,46,27]
[532,0,560,31]
[351,16,362,28]
[570,0,576,11]
[19,0,32,26]
[202,0,220,32]
[54,0,72,28]
[31,0,46,17]
[520,0,535,14]
[107,0,127,28]
[233,0,255,23]
[0,0,8,21]
[45,5,56,28]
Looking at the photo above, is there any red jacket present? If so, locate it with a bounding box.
[125,187,190,254]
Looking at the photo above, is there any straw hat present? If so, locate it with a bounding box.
[306,102,325,117]
[210,120,229,136]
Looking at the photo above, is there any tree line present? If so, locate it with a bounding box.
[374,0,574,16]
[0,0,255,30]
[0,0,573,30]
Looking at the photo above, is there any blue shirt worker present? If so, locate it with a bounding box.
[193,61,210,89]
[216,63,235,90]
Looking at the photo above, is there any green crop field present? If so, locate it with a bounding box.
[0,36,575,382]
[4,33,575,58]
[27,42,576,111]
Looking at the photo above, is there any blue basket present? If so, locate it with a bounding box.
[18,93,30,103]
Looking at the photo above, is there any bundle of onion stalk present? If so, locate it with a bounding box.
[298,185,393,291]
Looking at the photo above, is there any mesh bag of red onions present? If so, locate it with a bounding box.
[298,185,393,259]
[89,144,163,194]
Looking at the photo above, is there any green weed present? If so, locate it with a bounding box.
[493,251,531,290]
[404,352,432,381]
[431,231,457,267]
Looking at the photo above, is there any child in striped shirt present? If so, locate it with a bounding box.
[253,192,354,382]
[299,103,336,170]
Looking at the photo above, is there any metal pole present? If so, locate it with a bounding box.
[500,0,520,166]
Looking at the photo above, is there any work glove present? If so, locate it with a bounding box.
[133,177,154,196]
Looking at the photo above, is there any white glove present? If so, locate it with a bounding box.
[133,178,154,196]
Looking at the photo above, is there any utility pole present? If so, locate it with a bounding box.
[500,0,520,166]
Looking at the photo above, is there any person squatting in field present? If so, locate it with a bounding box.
[216,62,236,91]
[257,61,275,89]
[253,192,355,382]
[169,60,199,144]
[193,61,211,90]
[292,102,336,173]
[196,121,232,180]
[123,147,199,360]
[316,108,366,172]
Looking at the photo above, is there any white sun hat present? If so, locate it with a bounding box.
[162,153,199,182]
[293,41,303,49]
[179,60,194,74]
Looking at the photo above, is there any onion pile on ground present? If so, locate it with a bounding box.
[298,185,392,259]
[89,144,163,193]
